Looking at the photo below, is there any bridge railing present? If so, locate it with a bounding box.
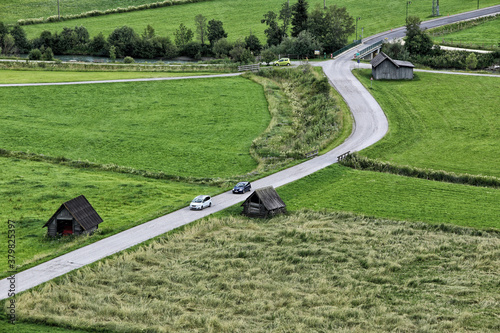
[331,40,362,58]
[354,40,383,59]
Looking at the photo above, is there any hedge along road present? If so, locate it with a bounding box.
[1,5,499,300]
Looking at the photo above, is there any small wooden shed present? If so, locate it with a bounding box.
[371,52,414,80]
[241,186,286,218]
[43,195,103,237]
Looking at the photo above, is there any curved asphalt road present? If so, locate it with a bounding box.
[1,5,499,300]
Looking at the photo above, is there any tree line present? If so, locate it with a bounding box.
[0,0,355,63]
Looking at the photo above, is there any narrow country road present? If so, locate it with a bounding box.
[1,5,499,300]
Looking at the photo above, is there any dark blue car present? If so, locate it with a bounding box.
[232,181,251,194]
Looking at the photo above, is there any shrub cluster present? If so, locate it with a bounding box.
[17,0,212,26]
[339,153,500,188]
[409,50,500,70]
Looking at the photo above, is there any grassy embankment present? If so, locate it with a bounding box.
[11,211,500,332]
[13,0,500,43]
[430,15,500,50]
[353,69,500,178]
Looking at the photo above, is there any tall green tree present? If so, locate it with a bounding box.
[194,14,208,44]
[261,11,283,46]
[291,0,309,37]
[279,1,292,38]
[245,32,262,55]
[307,5,354,53]
[174,23,194,48]
[10,25,30,53]
[107,26,140,58]
[405,16,433,55]
[207,19,227,46]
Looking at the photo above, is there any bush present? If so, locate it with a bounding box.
[28,48,42,60]
[123,56,135,63]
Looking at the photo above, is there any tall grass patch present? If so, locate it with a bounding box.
[0,76,269,178]
[0,157,219,277]
[279,164,500,230]
[12,211,500,332]
[248,66,343,170]
[353,69,500,178]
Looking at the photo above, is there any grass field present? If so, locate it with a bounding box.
[12,211,500,332]
[0,76,269,179]
[0,156,220,277]
[15,0,500,43]
[431,16,500,49]
[353,69,500,178]
[0,69,225,84]
[278,164,500,230]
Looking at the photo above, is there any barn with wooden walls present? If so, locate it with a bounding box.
[241,186,286,218]
[371,52,414,80]
[43,195,103,237]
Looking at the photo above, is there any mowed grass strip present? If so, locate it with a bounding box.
[0,76,270,178]
[17,0,500,42]
[431,16,500,47]
[0,157,219,277]
[353,69,500,178]
[13,211,500,332]
[0,69,225,84]
[279,165,500,230]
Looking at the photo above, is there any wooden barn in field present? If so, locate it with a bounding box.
[371,52,414,80]
[241,186,286,218]
[43,195,103,237]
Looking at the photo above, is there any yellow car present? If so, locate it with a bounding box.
[274,58,291,66]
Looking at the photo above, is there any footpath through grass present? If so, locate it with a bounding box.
[0,76,269,179]
[11,211,500,332]
[353,69,500,178]
[0,157,219,277]
[17,0,500,42]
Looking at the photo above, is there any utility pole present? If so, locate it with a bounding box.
[57,0,60,20]
[356,17,361,42]
[406,1,412,23]
[324,0,326,9]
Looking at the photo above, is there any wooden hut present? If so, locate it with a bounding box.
[241,186,286,218]
[371,52,414,80]
[43,195,103,237]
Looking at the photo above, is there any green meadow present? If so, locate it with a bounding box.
[353,69,500,178]
[431,16,500,48]
[0,156,219,277]
[0,76,269,178]
[279,164,500,230]
[13,212,500,332]
[0,69,225,84]
[15,0,500,42]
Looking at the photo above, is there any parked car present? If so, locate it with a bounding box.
[232,181,251,194]
[274,58,291,66]
[190,195,212,210]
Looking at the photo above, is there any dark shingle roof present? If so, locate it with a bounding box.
[242,186,286,211]
[371,52,414,68]
[43,195,103,230]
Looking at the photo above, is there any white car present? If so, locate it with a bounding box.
[190,195,212,210]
